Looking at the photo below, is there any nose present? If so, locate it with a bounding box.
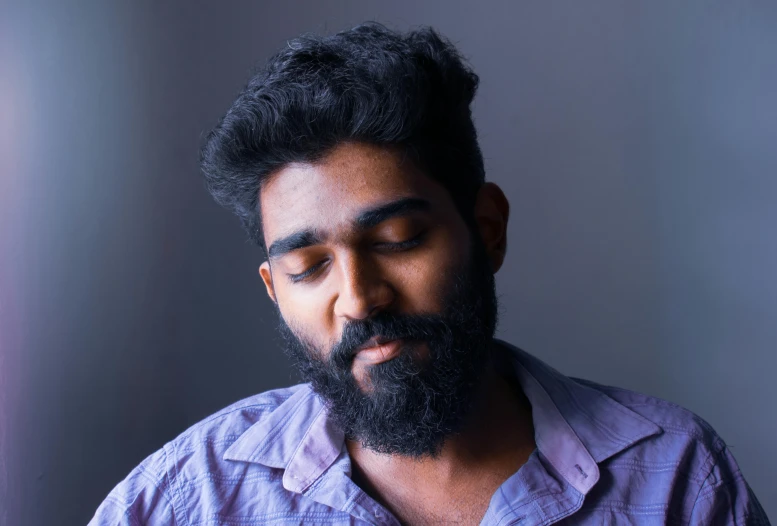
[333,252,394,321]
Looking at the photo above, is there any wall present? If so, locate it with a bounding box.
[1,1,775,523]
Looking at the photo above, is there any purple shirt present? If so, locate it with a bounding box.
[89,341,769,525]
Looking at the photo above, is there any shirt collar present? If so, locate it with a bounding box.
[223,385,345,493]
[224,340,661,496]
[498,340,661,494]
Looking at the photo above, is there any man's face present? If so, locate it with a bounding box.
[258,141,503,456]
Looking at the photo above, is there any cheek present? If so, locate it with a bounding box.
[275,281,335,349]
[388,230,468,312]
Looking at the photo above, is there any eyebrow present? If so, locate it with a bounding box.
[267,197,431,260]
[354,197,431,230]
[267,229,324,260]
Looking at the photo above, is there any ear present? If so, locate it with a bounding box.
[473,182,510,273]
[259,261,277,303]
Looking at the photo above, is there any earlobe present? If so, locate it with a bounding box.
[259,261,277,303]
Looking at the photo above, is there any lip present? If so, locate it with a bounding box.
[353,337,404,365]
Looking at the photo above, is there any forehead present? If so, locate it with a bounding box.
[259,142,448,241]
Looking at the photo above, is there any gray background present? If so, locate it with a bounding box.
[1,1,775,524]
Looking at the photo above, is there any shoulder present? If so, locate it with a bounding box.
[88,385,305,526]
[572,376,728,477]
[571,378,768,523]
[167,383,303,455]
[572,376,722,445]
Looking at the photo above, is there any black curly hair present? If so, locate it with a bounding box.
[200,22,485,251]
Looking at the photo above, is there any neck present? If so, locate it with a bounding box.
[346,361,537,494]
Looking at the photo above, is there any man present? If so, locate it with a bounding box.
[90,23,769,525]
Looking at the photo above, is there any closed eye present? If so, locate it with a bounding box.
[287,260,328,283]
[374,231,426,252]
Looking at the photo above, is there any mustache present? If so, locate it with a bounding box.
[327,311,450,369]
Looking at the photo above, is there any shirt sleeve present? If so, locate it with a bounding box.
[87,449,179,526]
[689,445,771,525]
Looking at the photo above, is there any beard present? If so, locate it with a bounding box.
[276,235,499,458]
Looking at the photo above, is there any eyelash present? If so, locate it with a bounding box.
[287,260,327,283]
[286,232,426,284]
